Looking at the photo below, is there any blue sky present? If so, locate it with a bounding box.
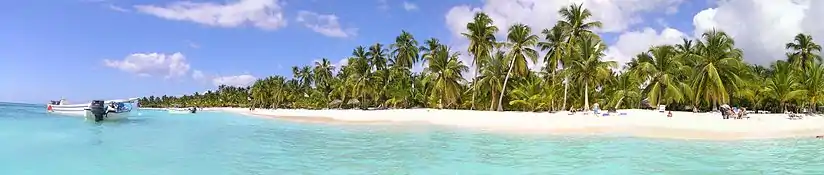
[1,0,717,103]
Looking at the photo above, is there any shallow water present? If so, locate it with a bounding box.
[2,103,824,175]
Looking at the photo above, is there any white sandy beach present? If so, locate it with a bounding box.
[195,107,824,140]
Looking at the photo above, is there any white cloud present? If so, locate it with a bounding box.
[403,1,418,11]
[327,58,349,74]
[134,0,287,30]
[212,74,257,87]
[103,52,191,78]
[605,27,687,68]
[192,70,205,80]
[690,0,824,65]
[338,58,349,66]
[296,11,358,38]
[107,4,129,12]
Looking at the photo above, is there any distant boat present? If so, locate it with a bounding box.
[47,98,139,122]
[166,107,197,114]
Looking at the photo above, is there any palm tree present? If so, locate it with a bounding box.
[299,65,313,91]
[424,45,468,108]
[508,74,548,111]
[391,30,420,107]
[633,45,689,107]
[368,43,389,71]
[556,3,602,111]
[675,38,699,67]
[478,51,507,110]
[691,29,747,109]
[607,72,641,109]
[567,35,616,111]
[785,33,822,70]
[391,31,420,69]
[498,23,539,111]
[291,66,300,82]
[556,3,602,43]
[789,63,824,114]
[462,12,499,110]
[538,25,567,78]
[420,38,442,65]
[349,46,372,108]
[314,58,334,94]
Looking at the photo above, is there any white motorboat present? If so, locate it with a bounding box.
[47,98,139,122]
[166,107,197,114]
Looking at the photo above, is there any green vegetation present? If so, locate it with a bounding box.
[139,4,823,113]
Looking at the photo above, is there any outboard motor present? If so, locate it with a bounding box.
[89,100,107,122]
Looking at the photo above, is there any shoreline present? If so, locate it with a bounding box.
[191,107,824,140]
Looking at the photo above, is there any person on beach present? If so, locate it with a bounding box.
[738,107,747,119]
[667,111,672,118]
[720,104,732,119]
[593,103,600,114]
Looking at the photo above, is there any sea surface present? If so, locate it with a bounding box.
[2,102,824,175]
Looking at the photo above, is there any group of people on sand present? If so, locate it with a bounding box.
[568,103,621,116]
[719,104,747,119]
[567,103,602,115]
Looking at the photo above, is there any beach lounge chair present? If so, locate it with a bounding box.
[658,105,666,113]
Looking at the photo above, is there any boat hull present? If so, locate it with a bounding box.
[168,110,191,114]
[48,104,133,121]
[84,110,131,120]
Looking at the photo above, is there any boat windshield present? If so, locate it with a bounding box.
[110,102,132,112]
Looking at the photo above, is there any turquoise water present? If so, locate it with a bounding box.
[2,103,824,175]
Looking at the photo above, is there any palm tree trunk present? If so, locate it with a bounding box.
[471,75,477,110]
[470,66,480,110]
[562,77,569,111]
[614,96,624,110]
[339,94,346,108]
[810,97,817,114]
[498,57,517,111]
[584,82,589,112]
[409,72,415,108]
[489,90,497,110]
